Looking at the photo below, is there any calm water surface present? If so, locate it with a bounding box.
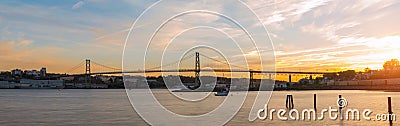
[0,89,398,126]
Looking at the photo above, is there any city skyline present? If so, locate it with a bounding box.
[1,0,400,73]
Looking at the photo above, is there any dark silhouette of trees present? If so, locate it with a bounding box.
[322,70,356,81]
[383,59,400,71]
[364,67,371,73]
[338,70,356,81]
[383,59,400,78]
[323,73,338,80]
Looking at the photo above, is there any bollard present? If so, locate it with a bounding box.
[286,95,294,109]
[290,95,294,109]
[339,95,342,120]
[314,94,317,110]
[388,97,393,124]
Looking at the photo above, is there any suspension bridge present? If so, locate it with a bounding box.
[65,52,338,88]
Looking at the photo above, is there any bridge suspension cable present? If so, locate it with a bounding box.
[91,60,122,71]
[198,53,249,70]
[146,53,195,70]
[66,60,85,74]
[65,52,338,76]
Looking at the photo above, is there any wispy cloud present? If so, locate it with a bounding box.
[93,28,129,47]
[246,0,331,26]
[0,39,69,72]
[289,0,331,16]
[338,36,400,49]
[72,0,87,10]
[242,0,400,71]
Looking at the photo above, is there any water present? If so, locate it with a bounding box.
[0,89,398,126]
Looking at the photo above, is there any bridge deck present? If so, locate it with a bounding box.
[69,69,337,76]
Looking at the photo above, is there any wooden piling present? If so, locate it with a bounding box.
[339,95,342,120]
[388,97,393,124]
[314,94,317,110]
[290,95,294,109]
[339,95,342,109]
[286,95,294,109]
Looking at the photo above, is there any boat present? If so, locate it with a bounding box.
[214,88,229,96]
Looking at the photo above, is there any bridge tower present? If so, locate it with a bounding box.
[86,59,91,74]
[85,59,91,88]
[194,52,200,89]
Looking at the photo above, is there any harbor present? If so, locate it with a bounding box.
[0,89,397,126]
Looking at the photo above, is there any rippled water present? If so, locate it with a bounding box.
[0,89,398,126]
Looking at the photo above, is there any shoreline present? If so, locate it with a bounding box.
[2,86,400,92]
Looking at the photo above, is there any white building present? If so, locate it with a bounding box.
[60,76,74,81]
[11,68,47,77]
[24,70,40,77]
[11,69,23,76]
[91,84,108,89]
[123,76,147,89]
[231,78,250,90]
[0,81,11,88]
[275,82,288,88]
[40,68,46,77]
[20,79,64,88]
[96,76,117,83]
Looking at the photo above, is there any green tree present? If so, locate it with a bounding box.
[364,67,371,73]
[338,70,356,80]
[383,59,400,71]
[323,73,338,80]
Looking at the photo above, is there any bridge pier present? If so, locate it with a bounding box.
[250,71,254,88]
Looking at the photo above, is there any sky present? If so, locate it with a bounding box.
[1,0,400,75]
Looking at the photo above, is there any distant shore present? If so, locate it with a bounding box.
[2,85,400,92]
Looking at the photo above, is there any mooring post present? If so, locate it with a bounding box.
[338,95,342,109]
[286,95,289,109]
[388,97,393,124]
[286,95,294,109]
[290,95,294,109]
[339,95,343,120]
[314,94,317,110]
[285,95,289,109]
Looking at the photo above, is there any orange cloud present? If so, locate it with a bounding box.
[92,27,128,47]
[0,39,73,73]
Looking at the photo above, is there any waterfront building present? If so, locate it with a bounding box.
[11,69,23,77]
[274,82,288,88]
[0,81,10,88]
[124,76,147,89]
[24,70,40,77]
[11,68,47,78]
[90,84,108,89]
[19,79,64,88]
[40,68,46,77]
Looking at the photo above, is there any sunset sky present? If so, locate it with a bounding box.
[1,0,400,74]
